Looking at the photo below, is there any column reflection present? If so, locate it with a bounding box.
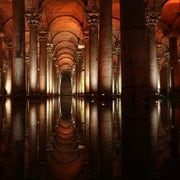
[11,98,26,178]
[0,97,179,179]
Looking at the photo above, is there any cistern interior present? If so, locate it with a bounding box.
[0,0,180,179]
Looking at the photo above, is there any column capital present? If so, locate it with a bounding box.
[38,30,48,41]
[145,9,161,26]
[86,4,99,27]
[115,40,121,54]
[112,40,121,55]
[46,42,53,52]
[26,8,40,26]
[75,49,82,62]
[3,36,13,50]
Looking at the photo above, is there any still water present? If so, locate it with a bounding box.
[0,96,180,180]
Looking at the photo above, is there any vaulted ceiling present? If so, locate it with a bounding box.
[0,0,180,75]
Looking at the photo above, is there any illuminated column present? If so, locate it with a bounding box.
[84,35,90,94]
[49,57,53,95]
[113,40,121,95]
[4,37,13,95]
[146,9,160,95]
[71,66,76,95]
[26,10,40,95]
[76,50,82,95]
[76,59,80,95]
[80,48,85,94]
[51,57,56,95]
[98,0,112,95]
[56,66,59,95]
[39,31,47,95]
[52,62,58,95]
[166,51,173,96]
[169,37,180,93]
[12,0,26,96]
[0,33,3,96]
[48,55,56,95]
[46,43,53,95]
[116,41,122,95]
[87,6,99,95]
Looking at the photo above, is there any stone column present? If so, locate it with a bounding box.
[113,39,121,95]
[52,61,58,95]
[146,9,161,95]
[80,48,85,94]
[51,57,56,95]
[84,34,90,94]
[98,0,112,95]
[169,37,180,93]
[12,0,26,96]
[116,41,122,95]
[0,33,3,96]
[76,50,82,95]
[26,10,40,95]
[39,31,48,95]
[120,0,151,179]
[4,37,13,95]
[71,65,76,95]
[87,6,99,95]
[49,56,53,95]
[46,43,53,95]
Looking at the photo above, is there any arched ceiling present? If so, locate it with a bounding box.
[1,0,180,75]
[0,0,180,85]
[160,0,180,35]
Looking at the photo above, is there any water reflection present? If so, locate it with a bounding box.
[0,97,180,179]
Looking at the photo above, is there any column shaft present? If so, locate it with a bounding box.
[84,37,90,94]
[76,50,82,94]
[169,37,180,93]
[12,0,26,96]
[0,36,3,96]
[88,12,99,94]
[4,37,13,95]
[46,43,52,95]
[146,10,160,94]
[29,24,39,94]
[120,0,151,179]
[76,60,81,94]
[39,32,47,94]
[98,0,112,95]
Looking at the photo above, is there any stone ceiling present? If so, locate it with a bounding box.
[0,0,180,74]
